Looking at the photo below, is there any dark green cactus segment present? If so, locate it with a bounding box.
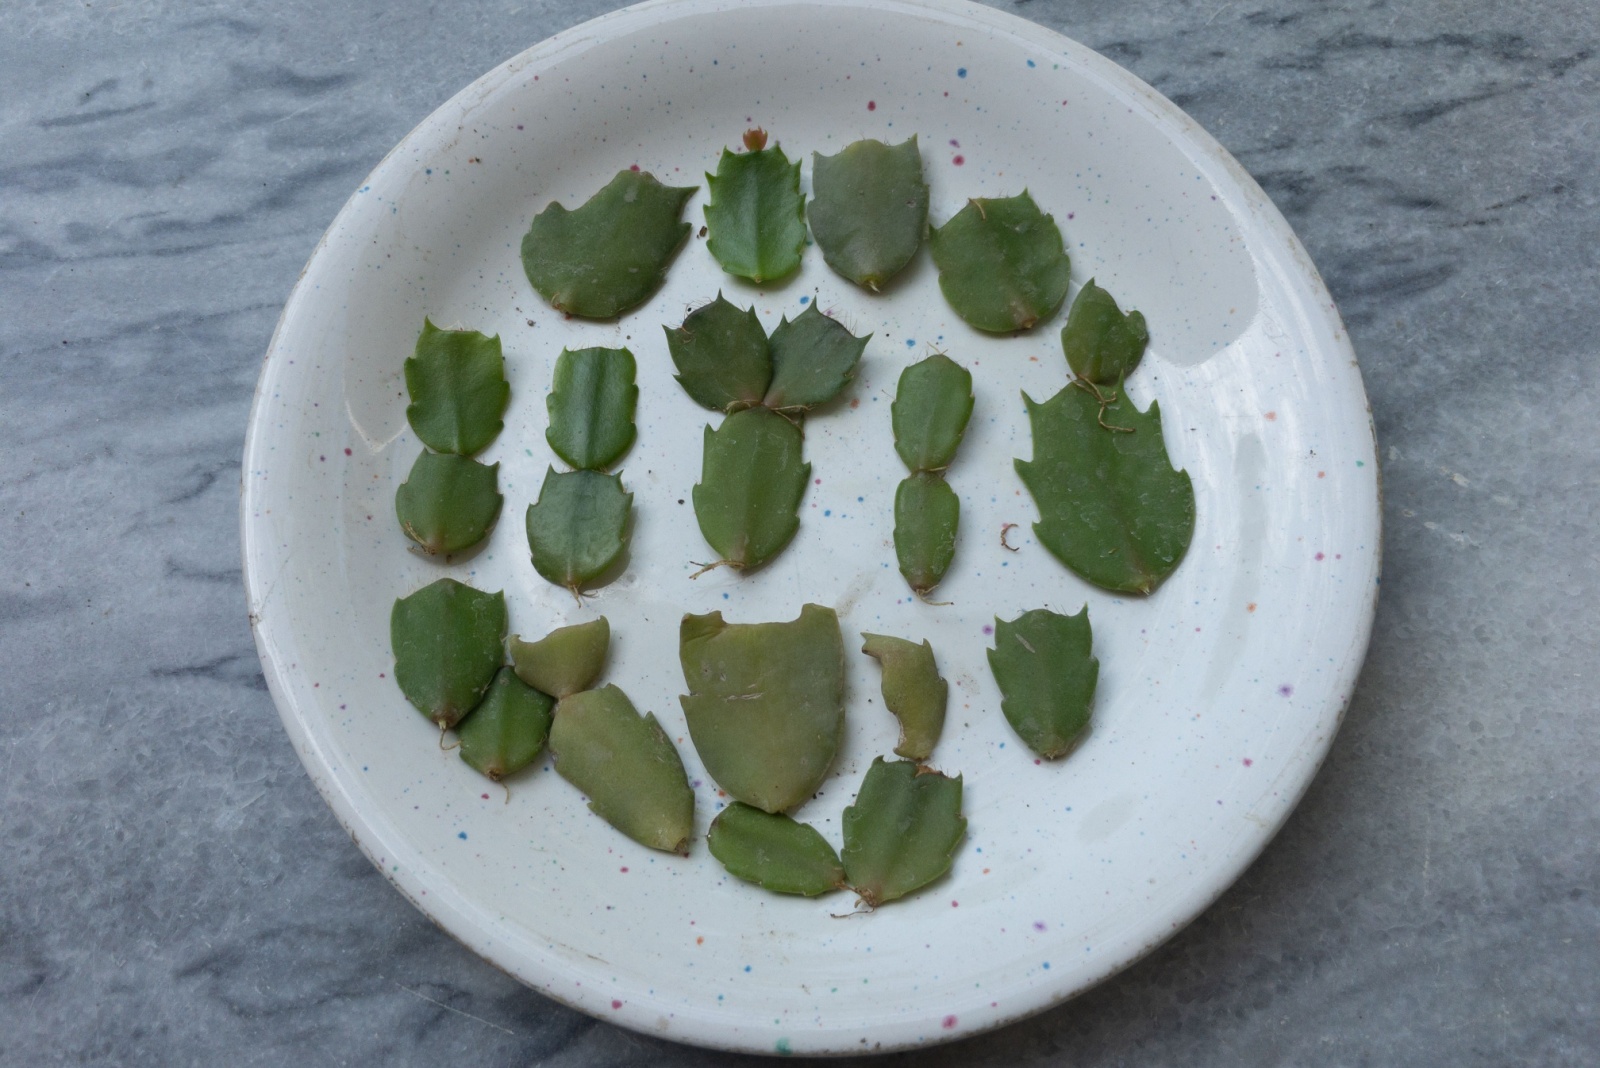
[520,169,695,319]
[525,468,632,595]
[860,633,947,763]
[549,685,695,855]
[891,354,973,473]
[394,451,502,555]
[703,142,807,283]
[841,758,966,907]
[706,803,846,897]
[679,604,845,814]
[509,617,610,699]
[390,578,507,729]
[665,294,773,413]
[404,319,510,456]
[1061,279,1148,385]
[762,303,869,413]
[457,668,555,781]
[692,406,809,571]
[545,347,638,471]
[986,607,1098,759]
[1016,385,1195,594]
[808,135,929,291]
[928,191,1071,333]
[893,473,960,596]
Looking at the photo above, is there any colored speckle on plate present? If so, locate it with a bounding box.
[867,100,876,110]
[611,999,623,1009]
[776,1038,792,1054]
[942,1014,958,1029]
[957,67,967,77]
[982,624,993,635]
[799,295,810,304]
[1243,758,1254,766]
[457,832,467,840]
[1278,684,1294,697]
[953,155,965,165]
[1315,551,1326,560]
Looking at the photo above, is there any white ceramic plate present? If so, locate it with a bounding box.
[243,0,1379,1054]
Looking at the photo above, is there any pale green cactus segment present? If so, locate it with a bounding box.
[986,607,1098,759]
[525,468,632,595]
[891,354,973,473]
[549,685,695,855]
[707,803,846,897]
[404,319,510,456]
[664,294,773,413]
[390,578,507,729]
[703,143,807,283]
[841,758,966,907]
[520,169,695,319]
[692,406,809,571]
[893,473,960,596]
[545,347,638,471]
[860,633,947,763]
[457,667,555,782]
[1016,385,1195,594]
[762,302,869,414]
[678,604,845,814]
[1061,279,1148,385]
[394,451,502,556]
[928,191,1071,333]
[808,135,929,291]
[509,617,610,699]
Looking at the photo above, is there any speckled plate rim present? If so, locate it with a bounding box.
[243,0,1380,1054]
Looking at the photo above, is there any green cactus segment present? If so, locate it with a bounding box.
[1016,386,1195,594]
[762,303,869,413]
[679,604,845,814]
[549,685,695,854]
[508,617,610,699]
[893,473,960,596]
[703,144,807,283]
[986,607,1098,759]
[457,668,555,781]
[404,320,510,456]
[520,169,695,319]
[394,451,502,555]
[808,136,929,291]
[665,294,773,413]
[891,354,974,473]
[928,192,1071,333]
[692,407,809,570]
[390,579,507,729]
[545,347,638,471]
[860,633,948,763]
[706,803,847,896]
[525,468,633,594]
[841,758,966,907]
[1061,279,1149,385]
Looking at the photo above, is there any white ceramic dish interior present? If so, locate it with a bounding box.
[243,0,1379,1054]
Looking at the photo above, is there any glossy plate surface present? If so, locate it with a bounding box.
[243,0,1380,1053]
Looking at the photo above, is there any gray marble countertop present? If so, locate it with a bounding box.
[4,0,1596,1063]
